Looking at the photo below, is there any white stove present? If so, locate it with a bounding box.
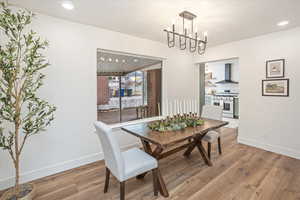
[212,93,238,118]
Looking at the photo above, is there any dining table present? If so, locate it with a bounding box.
[121,118,229,197]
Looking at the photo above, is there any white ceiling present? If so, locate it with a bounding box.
[97,51,161,73]
[9,0,300,46]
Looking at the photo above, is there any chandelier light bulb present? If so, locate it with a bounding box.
[204,31,208,37]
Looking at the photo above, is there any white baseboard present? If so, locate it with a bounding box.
[238,137,300,160]
[0,142,140,191]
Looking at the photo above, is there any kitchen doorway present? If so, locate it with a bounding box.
[199,58,239,128]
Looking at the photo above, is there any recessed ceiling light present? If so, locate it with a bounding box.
[133,59,139,62]
[61,0,74,10]
[277,20,289,27]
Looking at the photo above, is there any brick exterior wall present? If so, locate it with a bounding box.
[97,76,109,105]
[147,69,162,117]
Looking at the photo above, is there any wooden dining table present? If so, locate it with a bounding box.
[121,118,229,197]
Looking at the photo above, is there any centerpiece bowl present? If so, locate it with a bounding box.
[148,113,204,132]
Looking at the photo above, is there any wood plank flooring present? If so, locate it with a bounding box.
[1,128,300,200]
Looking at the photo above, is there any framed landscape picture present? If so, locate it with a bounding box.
[262,79,289,97]
[266,59,285,78]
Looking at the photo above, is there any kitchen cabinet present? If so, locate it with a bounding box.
[205,95,213,105]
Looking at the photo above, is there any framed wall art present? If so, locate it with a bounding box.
[266,59,285,78]
[262,79,289,97]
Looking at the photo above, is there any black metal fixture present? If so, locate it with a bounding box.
[164,11,207,55]
[215,63,239,84]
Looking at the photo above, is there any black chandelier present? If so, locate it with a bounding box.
[164,11,207,55]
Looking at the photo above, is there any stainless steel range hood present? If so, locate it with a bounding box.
[215,63,238,84]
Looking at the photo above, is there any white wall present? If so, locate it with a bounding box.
[2,8,299,191]
[195,27,300,160]
[0,13,198,189]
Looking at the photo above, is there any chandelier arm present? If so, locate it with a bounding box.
[197,41,207,55]
[164,11,207,54]
[189,38,196,52]
[197,35,207,54]
[167,31,175,48]
[171,24,175,47]
[179,36,186,50]
[189,33,197,52]
[179,29,187,50]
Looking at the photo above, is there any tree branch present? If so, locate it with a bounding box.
[8,147,16,165]
[0,4,56,191]
[19,133,29,154]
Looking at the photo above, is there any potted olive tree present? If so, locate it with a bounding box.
[0,3,56,200]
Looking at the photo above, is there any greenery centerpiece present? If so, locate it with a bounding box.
[0,3,56,200]
[148,112,204,132]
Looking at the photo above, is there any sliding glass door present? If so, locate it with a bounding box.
[97,50,162,124]
[97,76,121,124]
[97,71,153,124]
[120,71,145,122]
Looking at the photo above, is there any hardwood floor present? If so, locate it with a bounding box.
[2,128,300,200]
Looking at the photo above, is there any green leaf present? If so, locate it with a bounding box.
[0,4,56,159]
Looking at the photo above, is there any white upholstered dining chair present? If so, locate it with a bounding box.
[93,121,159,200]
[201,105,223,159]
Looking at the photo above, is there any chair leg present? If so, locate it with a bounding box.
[104,167,110,193]
[152,169,158,196]
[218,137,222,155]
[120,181,125,200]
[207,142,211,159]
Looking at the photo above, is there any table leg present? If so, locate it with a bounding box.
[183,135,213,166]
[183,140,197,157]
[156,168,169,197]
[152,146,169,197]
[138,140,169,197]
[196,138,213,166]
